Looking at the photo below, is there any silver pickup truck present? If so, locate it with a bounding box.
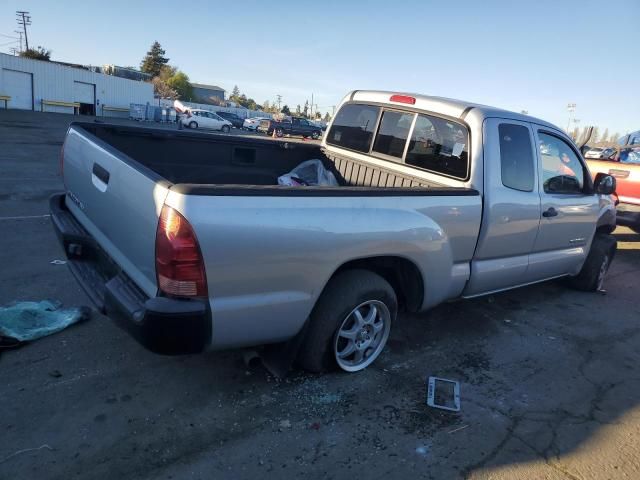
[50,90,618,373]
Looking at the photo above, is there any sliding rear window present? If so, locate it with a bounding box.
[405,114,469,179]
[327,104,380,153]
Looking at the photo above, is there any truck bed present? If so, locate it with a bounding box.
[78,123,454,191]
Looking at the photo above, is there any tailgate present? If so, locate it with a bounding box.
[62,125,170,297]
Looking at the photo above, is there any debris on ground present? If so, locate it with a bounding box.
[0,300,90,346]
[278,419,292,429]
[447,424,469,434]
[426,376,461,412]
[49,259,67,265]
[0,444,53,465]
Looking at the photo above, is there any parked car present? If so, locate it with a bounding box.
[243,116,269,131]
[257,117,322,139]
[587,131,640,232]
[180,109,232,132]
[51,90,617,373]
[216,111,244,129]
[584,147,616,159]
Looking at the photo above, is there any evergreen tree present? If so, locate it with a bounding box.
[140,41,169,77]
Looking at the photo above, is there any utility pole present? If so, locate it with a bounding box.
[14,30,23,52]
[276,94,282,110]
[310,93,314,118]
[16,11,31,50]
[566,103,576,133]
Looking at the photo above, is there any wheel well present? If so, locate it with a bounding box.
[332,256,424,312]
[596,224,615,235]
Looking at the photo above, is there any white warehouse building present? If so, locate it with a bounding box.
[0,53,153,117]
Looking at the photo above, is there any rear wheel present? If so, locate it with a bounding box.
[312,131,320,140]
[221,125,230,133]
[568,233,617,291]
[189,121,198,129]
[275,128,284,138]
[298,270,397,373]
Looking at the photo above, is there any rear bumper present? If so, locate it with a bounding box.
[49,193,211,354]
[616,202,640,229]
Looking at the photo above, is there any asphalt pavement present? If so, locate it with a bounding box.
[1,109,639,480]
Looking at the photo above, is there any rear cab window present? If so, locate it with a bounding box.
[327,104,381,153]
[327,103,470,179]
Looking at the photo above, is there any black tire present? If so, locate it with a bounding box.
[298,269,397,373]
[631,225,640,234]
[311,131,320,140]
[568,233,617,291]
[221,125,230,133]
[189,121,198,129]
[275,128,284,138]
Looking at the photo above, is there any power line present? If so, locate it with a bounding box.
[0,39,19,48]
[0,33,18,39]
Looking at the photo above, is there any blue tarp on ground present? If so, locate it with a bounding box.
[0,301,89,342]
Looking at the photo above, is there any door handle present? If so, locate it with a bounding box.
[542,207,558,218]
[92,163,110,184]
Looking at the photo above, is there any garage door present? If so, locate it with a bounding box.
[73,82,95,104]
[4,69,33,110]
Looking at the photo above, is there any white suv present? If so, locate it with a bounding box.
[181,109,232,132]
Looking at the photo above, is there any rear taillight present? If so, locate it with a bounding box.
[155,205,208,298]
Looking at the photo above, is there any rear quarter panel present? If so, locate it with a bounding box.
[163,191,482,349]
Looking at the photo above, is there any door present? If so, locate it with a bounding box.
[465,119,541,295]
[526,128,599,280]
[4,69,33,110]
[73,81,95,115]
[209,113,225,130]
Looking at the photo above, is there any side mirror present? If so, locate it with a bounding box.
[593,172,616,195]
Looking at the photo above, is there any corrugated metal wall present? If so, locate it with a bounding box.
[0,53,154,115]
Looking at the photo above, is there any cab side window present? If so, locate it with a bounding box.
[499,124,535,192]
[538,132,585,194]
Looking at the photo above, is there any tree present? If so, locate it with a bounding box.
[281,105,291,115]
[246,98,258,110]
[152,77,178,99]
[323,112,331,122]
[140,41,169,77]
[303,100,309,118]
[611,132,620,143]
[20,46,51,61]
[591,126,600,144]
[571,127,579,141]
[315,111,322,119]
[601,128,609,145]
[295,104,302,116]
[166,71,194,101]
[231,85,240,98]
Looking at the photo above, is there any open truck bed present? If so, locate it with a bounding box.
[52,122,481,354]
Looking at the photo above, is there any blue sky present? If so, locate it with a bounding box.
[1,0,638,135]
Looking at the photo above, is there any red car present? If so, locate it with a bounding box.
[587,131,640,233]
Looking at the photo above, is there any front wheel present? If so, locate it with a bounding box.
[275,128,284,138]
[298,270,397,373]
[188,121,198,129]
[311,131,320,140]
[568,233,617,291]
[221,125,230,133]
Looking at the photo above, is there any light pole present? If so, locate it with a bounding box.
[566,103,576,133]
